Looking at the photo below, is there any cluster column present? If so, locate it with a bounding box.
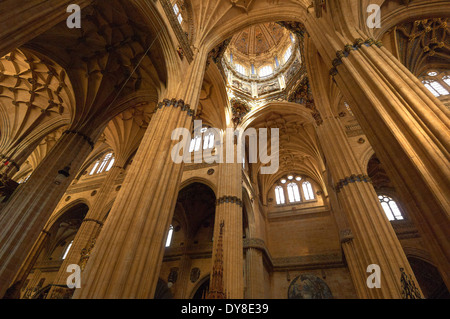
[46,164,124,299]
[316,114,422,298]
[0,130,97,298]
[73,50,209,299]
[210,133,244,299]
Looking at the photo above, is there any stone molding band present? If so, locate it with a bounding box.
[82,218,104,227]
[0,158,19,170]
[330,38,383,77]
[159,0,193,63]
[335,174,372,193]
[157,98,195,117]
[216,195,243,207]
[63,130,95,149]
[41,230,51,236]
[339,228,354,243]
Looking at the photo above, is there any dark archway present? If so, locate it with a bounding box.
[155,279,174,299]
[16,203,89,299]
[408,257,450,299]
[192,278,210,299]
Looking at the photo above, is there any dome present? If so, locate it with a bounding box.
[230,22,290,57]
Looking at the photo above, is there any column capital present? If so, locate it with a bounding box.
[157,98,195,117]
[335,174,372,193]
[216,196,243,207]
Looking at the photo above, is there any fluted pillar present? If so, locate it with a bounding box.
[244,246,265,299]
[332,41,450,289]
[316,114,422,298]
[305,8,450,288]
[0,130,97,298]
[73,49,209,299]
[2,230,50,299]
[211,135,244,299]
[73,101,194,299]
[173,250,192,299]
[323,167,369,298]
[46,164,124,298]
[47,103,153,298]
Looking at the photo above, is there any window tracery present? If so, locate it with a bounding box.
[378,195,404,221]
[189,127,215,152]
[62,240,73,260]
[89,152,115,176]
[259,65,273,77]
[165,225,174,247]
[273,175,316,205]
[421,70,450,97]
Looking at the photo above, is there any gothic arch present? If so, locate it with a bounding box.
[45,200,91,232]
[189,274,210,299]
[376,0,450,39]
[179,177,218,198]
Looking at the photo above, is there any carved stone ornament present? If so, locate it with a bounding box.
[190,267,201,283]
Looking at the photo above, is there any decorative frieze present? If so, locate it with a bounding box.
[157,98,195,117]
[334,174,372,193]
[339,228,354,243]
[330,38,383,77]
[216,196,243,207]
[62,130,95,149]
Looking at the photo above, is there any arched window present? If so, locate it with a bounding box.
[287,182,301,203]
[274,176,319,206]
[235,64,246,75]
[165,225,174,247]
[89,152,115,175]
[421,71,450,97]
[284,46,293,63]
[422,79,449,97]
[302,181,315,201]
[443,75,450,86]
[173,3,183,24]
[275,186,285,205]
[189,127,215,152]
[378,195,404,221]
[62,240,73,260]
[259,65,273,77]
[203,131,215,150]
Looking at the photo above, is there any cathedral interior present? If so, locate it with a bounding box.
[0,0,449,300]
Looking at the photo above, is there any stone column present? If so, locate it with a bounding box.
[211,133,244,299]
[323,167,370,299]
[73,50,209,299]
[0,0,92,57]
[0,129,97,298]
[47,103,153,298]
[306,12,450,287]
[333,40,450,289]
[2,230,50,299]
[46,164,124,298]
[316,114,423,298]
[173,249,192,299]
[244,244,265,299]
